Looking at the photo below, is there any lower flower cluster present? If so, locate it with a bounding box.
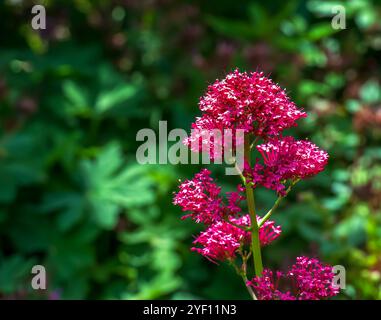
[173,169,282,262]
[192,214,281,262]
[247,257,339,300]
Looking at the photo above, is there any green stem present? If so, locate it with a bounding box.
[258,196,284,228]
[242,273,257,300]
[235,161,246,184]
[246,187,263,277]
[258,179,299,228]
[250,136,259,150]
[229,255,257,300]
[241,254,256,299]
[244,137,263,277]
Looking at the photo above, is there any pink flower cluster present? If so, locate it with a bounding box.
[191,217,247,262]
[192,214,281,262]
[173,169,282,262]
[257,218,282,246]
[184,69,307,153]
[247,257,339,300]
[173,169,247,224]
[245,137,329,195]
[173,169,222,224]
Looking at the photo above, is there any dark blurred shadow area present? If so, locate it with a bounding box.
[0,0,380,299]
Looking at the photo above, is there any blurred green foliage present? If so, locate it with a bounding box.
[0,0,381,299]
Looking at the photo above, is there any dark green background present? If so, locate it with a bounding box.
[0,0,380,299]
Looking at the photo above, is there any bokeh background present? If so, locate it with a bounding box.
[1,0,381,299]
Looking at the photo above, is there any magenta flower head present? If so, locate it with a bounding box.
[247,257,340,300]
[191,219,247,262]
[246,137,329,195]
[173,169,222,224]
[191,215,282,263]
[173,170,247,224]
[258,218,282,246]
[174,69,336,300]
[184,69,307,155]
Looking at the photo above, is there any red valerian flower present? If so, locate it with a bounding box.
[245,137,329,195]
[247,270,295,300]
[225,184,246,216]
[258,218,282,246]
[289,256,339,300]
[191,219,247,262]
[173,169,247,224]
[173,169,222,224]
[191,215,281,262]
[247,256,340,300]
[184,69,307,155]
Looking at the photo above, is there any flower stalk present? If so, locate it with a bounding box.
[244,136,263,278]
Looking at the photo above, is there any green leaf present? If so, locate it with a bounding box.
[95,85,137,114]
[0,255,35,294]
[333,215,367,246]
[39,192,84,231]
[81,143,155,229]
[62,80,90,116]
[0,134,45,203]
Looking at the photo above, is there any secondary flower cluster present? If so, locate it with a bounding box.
[184,69,307,154]
[245,137,329,195]
[174,169,282,262]
[192,214,282,262]
[173,169,222,224]
[247,257,339,300]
